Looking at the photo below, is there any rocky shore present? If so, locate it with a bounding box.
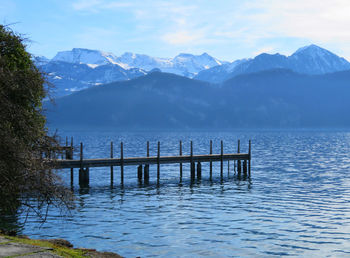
[0,233,122,258]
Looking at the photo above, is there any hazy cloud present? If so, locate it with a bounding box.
[9,0,350,60]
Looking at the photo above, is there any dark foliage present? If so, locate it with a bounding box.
[0,25,73,228]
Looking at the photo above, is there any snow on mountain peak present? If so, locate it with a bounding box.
[52,48,120,66]
[115,52,225,77]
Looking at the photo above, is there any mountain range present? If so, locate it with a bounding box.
[45,69,350,129]
[36,44,350,97]
[41,44,350,129]
[195,44,350,83]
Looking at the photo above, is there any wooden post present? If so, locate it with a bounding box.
[80,142,83,169]
[121,142,124,185]
[157,141,160,184]
[79,142,89,187]
[190,141,195,180]
[137,165,143,183]
[79,167,89,187]
[210,140,212,180]
[179,140,182,182]
[243,160,247,175]
[237,140,241,174]
[144,165,149,184]
[220,140,223,178]
[70,137,74,186]
[191,162,195,181]
[144,141,150,184]
[147,141,150,157]
[248,140,251,176]
[190,141,193,159]
[228,160,230,174]
[197,162,201,180]
[65,136,68,159]
[110,141,114,187]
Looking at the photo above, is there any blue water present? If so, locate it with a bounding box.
[22,130,350,257]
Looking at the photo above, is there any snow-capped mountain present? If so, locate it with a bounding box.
[36,45,350,97]
[289,44,350,74]
[51,48,224,77]
[36,48,227,97]
[195,44,350,83]
[192,59,249,83]
[115,52,224,77]
[170,53,225,77]
[37,59,146,97]
[115,52,167,71]
[52,48,122,67]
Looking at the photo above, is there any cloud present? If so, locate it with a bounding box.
[69,0,350,59]
[162,30,205,45]
[74,27,120,51]
[253,46,276,56]
[247,0,350,42]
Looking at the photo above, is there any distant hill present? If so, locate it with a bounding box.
[45,69,350,129]
[45,72,215,129]
[218,69,350,127]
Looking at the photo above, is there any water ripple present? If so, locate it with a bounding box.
[21,130,350,257]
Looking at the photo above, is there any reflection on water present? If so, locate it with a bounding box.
[17,130,350,257]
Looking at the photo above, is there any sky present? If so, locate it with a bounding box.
[1,0,350,61]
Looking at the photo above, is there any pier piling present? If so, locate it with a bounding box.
[197,162,202,180]
[79,142,89,187]
[237,140,241,174]
[157,141,160,184]
[79,167,89,187]
[190,141,195,181]
[179,140,183,182]
[70,137,74,186]
[144,165,149,184]
[137,165,142,183]
[210,140,213,180]
[110,141,114,187]
[220,140,223,178]
[144,141,150,184]
[191,162,195,181]
[248,140,251,176]
[121,142,124,185]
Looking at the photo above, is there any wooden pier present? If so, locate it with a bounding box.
[51,139,252,187]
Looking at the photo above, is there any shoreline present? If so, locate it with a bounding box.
[0,233,122,258]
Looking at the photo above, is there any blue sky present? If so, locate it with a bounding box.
[1,0,350,61]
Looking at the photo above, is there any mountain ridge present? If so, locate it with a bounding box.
[45,68,350,129]
[195,45,350,83]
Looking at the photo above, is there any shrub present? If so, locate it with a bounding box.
[0,25,73,229]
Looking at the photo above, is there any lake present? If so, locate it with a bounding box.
[20,130,350,257]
